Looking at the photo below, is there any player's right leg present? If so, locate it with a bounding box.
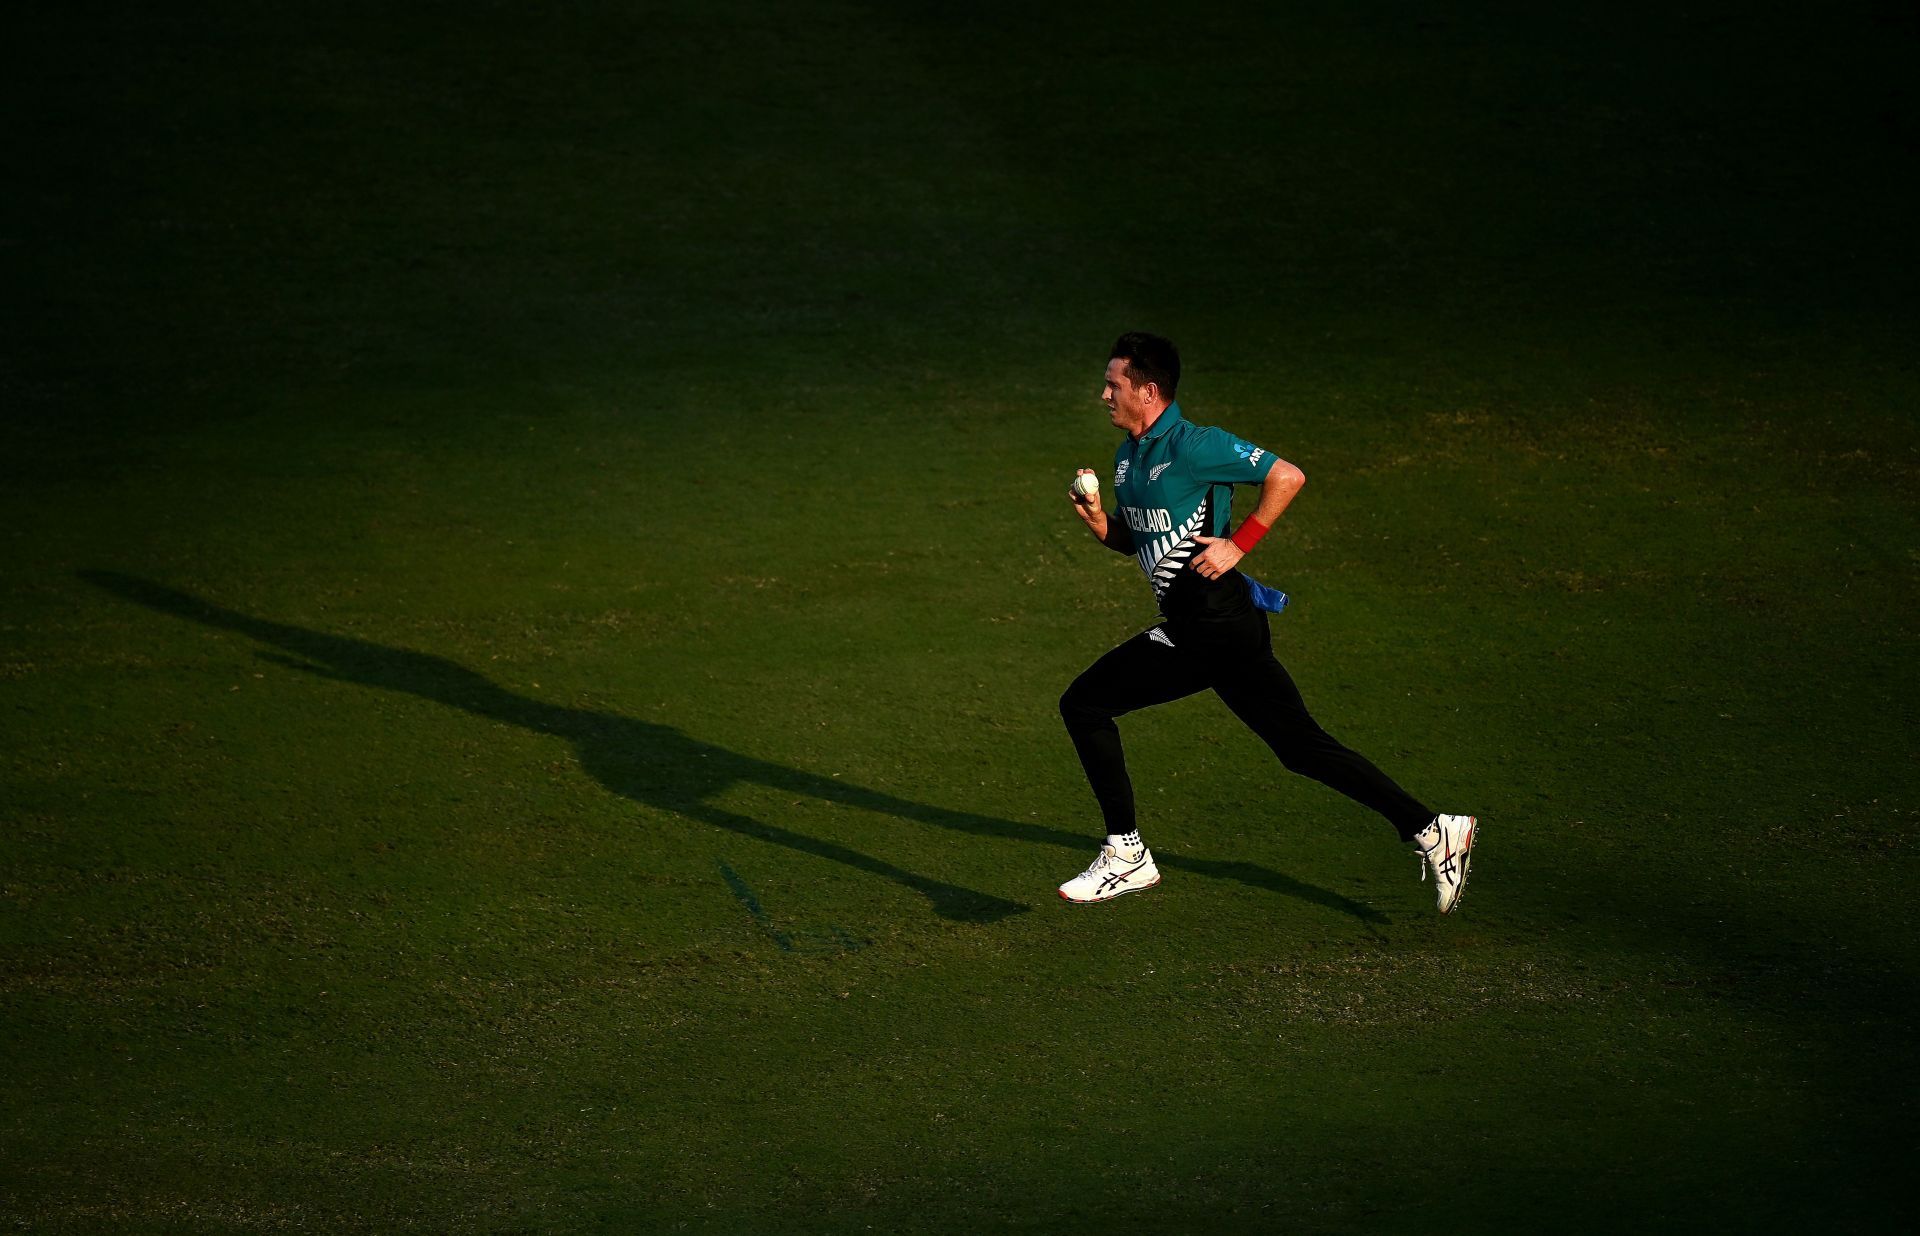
[1215,657,1436,839]
[1056,625,1208,903]
[1207,615,1477,913]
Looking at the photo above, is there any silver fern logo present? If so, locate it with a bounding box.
[1149,462,1172,482]
[1135,507,1209,598]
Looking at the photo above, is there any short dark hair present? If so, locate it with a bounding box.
[1109,331,1180,399]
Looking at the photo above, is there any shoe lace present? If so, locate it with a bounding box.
[1415,834,1443,883]
[1079,848,1113,880]
[1413,819,1445,883]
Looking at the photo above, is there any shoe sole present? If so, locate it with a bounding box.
[1440,817,1477,915]
[1058,873,1161,904]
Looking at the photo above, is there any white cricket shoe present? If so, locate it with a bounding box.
[1413,814,1478,914]
[1058,842,1161,904]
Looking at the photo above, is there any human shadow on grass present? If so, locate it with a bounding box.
[82,572,1385,926]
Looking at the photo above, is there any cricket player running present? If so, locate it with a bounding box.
[1058,332,1477,911]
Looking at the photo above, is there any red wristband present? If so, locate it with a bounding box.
[1230,516,1271,554]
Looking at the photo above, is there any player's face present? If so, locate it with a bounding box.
[1101,358,1153,435]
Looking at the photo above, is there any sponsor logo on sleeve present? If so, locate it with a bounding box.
[1232,440,1266,467]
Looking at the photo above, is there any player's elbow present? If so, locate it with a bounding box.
[1275,463,1306,491]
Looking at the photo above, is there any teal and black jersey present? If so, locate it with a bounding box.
[1110,402,1277,621]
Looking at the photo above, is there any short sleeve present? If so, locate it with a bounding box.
[1184,425,1278,485]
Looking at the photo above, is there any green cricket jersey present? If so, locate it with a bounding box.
[1110,401,1277,620]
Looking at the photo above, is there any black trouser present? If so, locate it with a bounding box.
[1059,611,1433,842]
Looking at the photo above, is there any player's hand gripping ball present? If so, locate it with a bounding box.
[1071,472,1100,502]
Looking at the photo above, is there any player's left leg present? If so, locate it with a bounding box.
[1059,627,1211,838]
[1056,626,1209,903]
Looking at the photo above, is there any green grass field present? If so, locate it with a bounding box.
[5,1,1916,1230]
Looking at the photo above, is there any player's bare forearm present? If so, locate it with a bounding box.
[1069,469,1135,553]
[1072,502,1135,554]
[1249,460,1305,526]
[1190,461,1305,579]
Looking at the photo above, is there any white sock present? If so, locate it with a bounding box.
[1412,817,1440,849]
[1106,830,1143,853]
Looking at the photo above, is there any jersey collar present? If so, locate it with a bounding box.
[1135,401,1184,443]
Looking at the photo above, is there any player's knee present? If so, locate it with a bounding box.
[1269,744,1311,774]
[1059,683,1105,729]
[1268,730,1340,775]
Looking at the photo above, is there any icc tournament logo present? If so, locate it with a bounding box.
[1114,459,1131,486]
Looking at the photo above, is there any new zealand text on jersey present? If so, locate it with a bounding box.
[1120,506,1173,534]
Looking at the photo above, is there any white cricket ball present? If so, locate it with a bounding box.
[1072,473,1099,499]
